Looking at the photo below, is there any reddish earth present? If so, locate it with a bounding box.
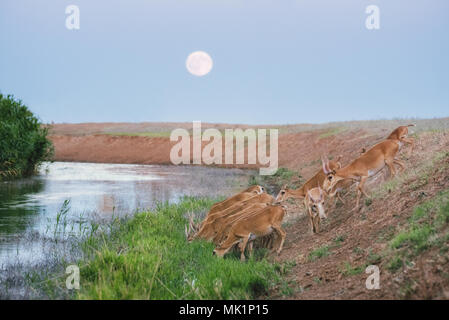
[49,123,388,177]
[50,135,174,165]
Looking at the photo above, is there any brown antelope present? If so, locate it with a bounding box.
[194,185,265,235]
[275,155,349,203]
[305,187,327,233]
[322,139,403,210]
[196,202,269,244]
[213,204,287,261]
[208,185,265,215]
[212,202,271,245]
[360,124,416,156]
[186,193,274,242]
[387,124,415,156]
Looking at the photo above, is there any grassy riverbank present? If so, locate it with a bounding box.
[65,197,281,299]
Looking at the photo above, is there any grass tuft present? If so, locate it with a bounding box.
[308,245,331,261]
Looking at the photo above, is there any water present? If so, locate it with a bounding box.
[0,162,253,267]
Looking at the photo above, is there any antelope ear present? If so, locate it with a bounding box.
[336,155,343,169]
[185,224,189,238]
[325,157,331,173]
[321,156,330,174]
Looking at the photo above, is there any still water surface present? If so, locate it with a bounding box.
[0,162,252,266]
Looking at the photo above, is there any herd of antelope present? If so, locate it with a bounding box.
[185,124,416,261]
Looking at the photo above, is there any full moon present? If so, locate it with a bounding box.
[186,51,213,76]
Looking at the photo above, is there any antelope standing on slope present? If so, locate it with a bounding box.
[305,187,327,234]
[322,139,403,210]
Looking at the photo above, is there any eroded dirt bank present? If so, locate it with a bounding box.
[49,127,385,176]
[50,135,174,165]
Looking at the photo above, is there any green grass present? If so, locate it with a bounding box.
[333,235,346,245]
[390,225,433,253]
[66,197,281,299]
[387,255,403,272]
[387,189,449,272]
[307,237,347,263]
[339,250,383,277]
[308,245,331,261]
[339,261,365,276]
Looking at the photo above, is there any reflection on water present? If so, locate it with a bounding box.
[0,162,252,266]
[0,180,45,238]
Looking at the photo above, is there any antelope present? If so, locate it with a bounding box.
[305,187,327,233]
[208,185,265,215]
[213,204,287,261]
[360,124,416,156]
[387,124,416,156]
[198,202,269,244]
[212,202,271,245]
[322,139,403,210]
[275,155,349,203]
[186,193,274,242]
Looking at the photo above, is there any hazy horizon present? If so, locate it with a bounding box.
[48,116,449,127]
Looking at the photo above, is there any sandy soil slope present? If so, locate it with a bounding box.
[270,131,449,299]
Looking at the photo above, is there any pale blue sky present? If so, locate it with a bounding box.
[0,0,448,124]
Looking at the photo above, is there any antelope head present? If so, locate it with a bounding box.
[275,184,289,202]
[247,185,265,195]
[307,186,326,220]
[321,156,342,193]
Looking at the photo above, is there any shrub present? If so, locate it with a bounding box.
[0,94,53,179]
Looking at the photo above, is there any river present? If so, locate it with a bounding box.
[0,162,253,268]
